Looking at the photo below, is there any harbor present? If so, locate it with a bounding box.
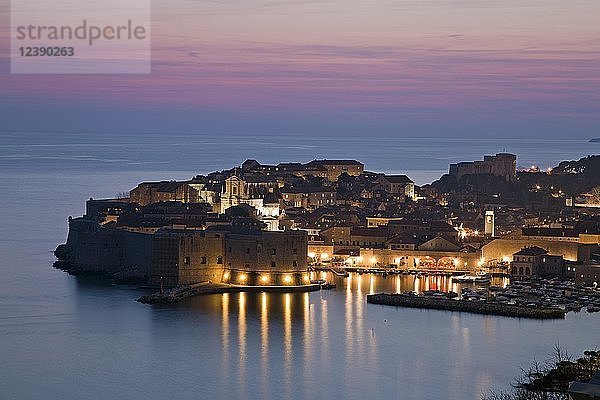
[366,293,567,319]
[137,266,600,310]
[311,265,600,314]
[311,264,509,279]
[363,273,600,319]
[479,278,600,313]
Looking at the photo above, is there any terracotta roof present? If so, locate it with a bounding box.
[306,159,363,166]
[241,173,277,183]
[138,181,188,193]
[379,175,414,184]
[386,234,418,244]
[281,185,336,194]
[351,227,388,237]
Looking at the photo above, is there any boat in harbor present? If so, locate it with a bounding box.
[474,274,492,284]
[565,303,583,312]
[452,272,491,284]
[321,282,337,290]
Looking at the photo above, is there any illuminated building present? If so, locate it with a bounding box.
[150,225,309,288]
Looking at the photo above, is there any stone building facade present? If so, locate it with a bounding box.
[509,246,565,277]
[150,227,309,288]
[374,175,415,199]
[223,229,308,286]
[281,186,337,210]
[304,160,364,181]
[61,217,154,281]
[482,236,593,263]
[151,229,225,287]
[574,263,600,287]
[449,153,516,182]
[130,181,198,206]
[220,174,279,214]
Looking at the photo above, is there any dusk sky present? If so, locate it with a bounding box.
[1,0,599,138]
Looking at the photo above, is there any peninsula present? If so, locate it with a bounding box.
[54,155,600,299]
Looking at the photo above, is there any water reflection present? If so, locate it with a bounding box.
[5,144,596,400]
[221,292,230,398]
[237,292,247,397]
[320,296,329,366]
[319,272,509,295]
[180,272,526,399]
[260,293,269,398]
[283,293,292,399]
[302,292,311,384]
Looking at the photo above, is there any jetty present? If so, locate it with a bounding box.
[138,282,322,304]
[367,293,566,319]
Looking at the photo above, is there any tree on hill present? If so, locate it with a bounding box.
[587,186,600,206]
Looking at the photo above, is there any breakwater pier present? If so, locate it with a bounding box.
[138,282,322,304]
[367,293,566,319]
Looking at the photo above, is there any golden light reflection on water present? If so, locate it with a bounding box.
[320,297,329,360]
[345,273,354,372]
[451,281,460,294]
[357,276,364,340]
[346,272,352,293]
[221,293,229,353]
[221,293,230,398]
[238,292,247,397]
[260,292,269,398]
[211,272,514,399]
[303,292,312,382]
[284,293,292,398]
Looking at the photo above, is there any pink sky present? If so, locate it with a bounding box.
[1,0,599,137]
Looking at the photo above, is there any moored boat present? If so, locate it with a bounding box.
[452,272,491,284]
[587,305,600,313]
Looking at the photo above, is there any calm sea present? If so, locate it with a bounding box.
[0,132,598,400]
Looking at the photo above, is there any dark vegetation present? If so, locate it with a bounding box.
[432,155,600,206]
[482,345,600,400]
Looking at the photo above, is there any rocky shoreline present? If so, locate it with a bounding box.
[137,283,241,304]
[367,293,566,319]
[52,260,147,285]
